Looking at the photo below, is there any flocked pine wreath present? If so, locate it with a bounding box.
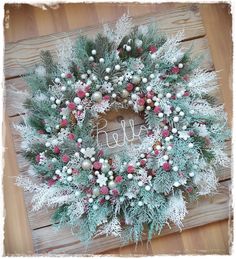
[16,15,231,243]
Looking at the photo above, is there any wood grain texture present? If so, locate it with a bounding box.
[3,114,34,255]
[200,4,232,125]
[4,3,205,78]
[30,180,232,254]
[104,219,232,255]
[4,2,232,255]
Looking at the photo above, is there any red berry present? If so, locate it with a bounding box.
[149,45,157,53]
[171,66,180,74]
[99,198,106,205]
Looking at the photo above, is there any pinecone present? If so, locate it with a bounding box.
[70,112,77,126]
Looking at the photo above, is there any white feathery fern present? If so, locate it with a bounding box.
[153,31,184,63]
[194,163,218,195]
[103,14,133,48]
[56,38,75,72]
[166,191,187,228]
[188,70,218,95]
[95,216,122,237]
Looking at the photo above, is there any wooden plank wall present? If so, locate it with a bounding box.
[3,3,232,255]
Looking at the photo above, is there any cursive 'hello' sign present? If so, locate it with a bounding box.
[95,118,148,149]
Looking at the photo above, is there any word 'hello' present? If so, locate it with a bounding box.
[95,118,148,149]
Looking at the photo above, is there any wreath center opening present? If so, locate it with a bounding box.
[94,108,147,151]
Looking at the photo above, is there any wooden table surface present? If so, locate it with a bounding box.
[3,3,232,255]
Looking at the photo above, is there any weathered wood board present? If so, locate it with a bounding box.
[4,4,205,79]
[4,4,231,254]
[32,180,232,254]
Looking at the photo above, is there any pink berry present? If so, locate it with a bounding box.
[127,165,135,174]
[97,150,104,157]
[36,154,40,163]
[126,83,134,92]
[112,189,119,197]
[68,102,76,110]
[60,119,68,127]
[183,91,190,96]
[68,133,75,140]
[77,90,86,99]
[72,168,79,174]
[146,91,154,99]
[103,95,110,101]
[85,85,91,92]
[66,73,72,78]
[48,179,56,187]
[154,149,159,156]
[171,66,180,74]
[183,75,189,82]
[54,146,60,154]
[99,198,106,205]
[100,186,109,195]
[62,154,70,163]
[115,175,123,183]
[162,162,171,172]
[137,98,145,106]
[93,161,102,170]
[140,159,146,166]
[154,106,161,114]
[162,129,170,138]
[187,187,193,193]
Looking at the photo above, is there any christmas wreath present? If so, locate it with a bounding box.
[16,15,230,243]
